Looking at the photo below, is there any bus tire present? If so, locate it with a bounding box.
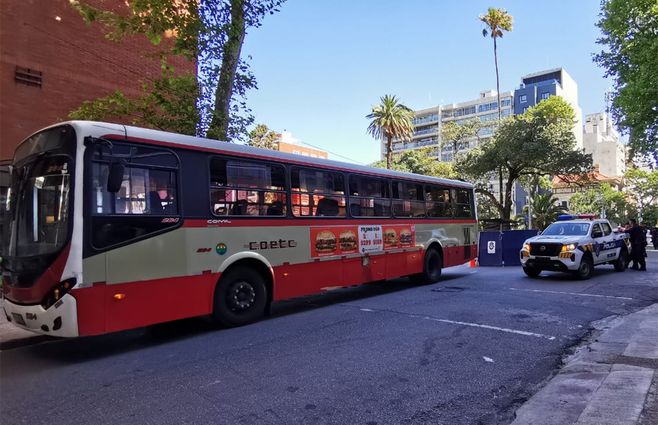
[412,248,442,284]
[213,267,267,327]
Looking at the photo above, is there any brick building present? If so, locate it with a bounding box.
[0,0,195,160]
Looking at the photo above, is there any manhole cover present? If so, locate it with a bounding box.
[431,286,465,293]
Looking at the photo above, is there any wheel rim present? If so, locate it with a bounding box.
[228,281,256,312]
[580,262,590,276]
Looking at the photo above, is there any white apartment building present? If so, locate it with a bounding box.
[582,112,625,177]
[385,90,514,162]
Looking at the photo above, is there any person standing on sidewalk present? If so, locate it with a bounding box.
[651,226,658,250]
[626,218,647,271]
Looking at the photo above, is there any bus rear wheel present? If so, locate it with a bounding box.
[213,267,267,327]
[412,248,442,284]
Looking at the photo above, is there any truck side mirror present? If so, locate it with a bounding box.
[107,161,125,193]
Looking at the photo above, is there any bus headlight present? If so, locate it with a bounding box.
[41,278,76,310]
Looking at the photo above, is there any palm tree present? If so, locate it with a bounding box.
[366,95,415,169]
[524,192,566,230]
[479,8,513,121]
[480,7,513,214]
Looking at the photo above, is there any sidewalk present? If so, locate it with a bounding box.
[512,266,658,425]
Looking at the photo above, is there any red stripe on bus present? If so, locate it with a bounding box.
[73,272,218,336]
[182,218,478,228]
[72,244,476,336]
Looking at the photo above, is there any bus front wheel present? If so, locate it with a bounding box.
[213,267,267,327]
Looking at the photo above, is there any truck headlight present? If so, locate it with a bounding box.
[522,243,530,252]
[561,243,578,252]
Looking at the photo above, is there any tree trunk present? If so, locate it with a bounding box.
[386,135,393,169]
[207,0,245,141]
[492,36,505,215]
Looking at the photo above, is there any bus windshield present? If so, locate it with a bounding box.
[6,155,72,257]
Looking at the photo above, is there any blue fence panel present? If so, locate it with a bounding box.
[502,230,539,266]
[478,231,503,266]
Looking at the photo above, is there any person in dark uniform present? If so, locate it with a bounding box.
[651,226,658,250]
[625,218,647,271]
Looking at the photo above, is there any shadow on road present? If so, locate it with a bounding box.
[1,269,474,365]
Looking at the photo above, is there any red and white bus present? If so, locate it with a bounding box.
[1,121,478,337]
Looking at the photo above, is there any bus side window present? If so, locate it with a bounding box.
[392,181,425,218]
[291,168,345,217]
[347,174,390,217]
[209,157,287,217]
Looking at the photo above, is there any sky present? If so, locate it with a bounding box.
[241,0,612,164]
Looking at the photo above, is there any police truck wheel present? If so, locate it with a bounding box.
[574,256,593,280]
[213,267,267,327]
[523,266,541,278]
[613,250,627,272]
[412,248,442,284]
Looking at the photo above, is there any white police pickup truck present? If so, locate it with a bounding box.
[520,214,631,279]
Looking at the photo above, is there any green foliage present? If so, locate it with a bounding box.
[441,119,481,160]
[624,167,658,221]
[371,148,458,179]
[523,192,566,230]
[70,0,285,142]
[594,0,658,158]
[479,7,513,39]
[456,97,592,220]
[568,183,628,226]
[248,124,279,150]
[69,73,200,136]
[366,95,415,169]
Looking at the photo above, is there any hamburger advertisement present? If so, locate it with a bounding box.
[310,225,415,257]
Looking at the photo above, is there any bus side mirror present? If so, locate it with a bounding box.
[107,161,125,193]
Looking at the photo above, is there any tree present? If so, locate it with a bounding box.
[479,7,513,206]
[523,193,565,230]
[366,95,415,169]
[624,167,658,222]
[69,72,200,135]
[248,124,279,150]
[371,148,458,179]
[568,183,628,226]
[69,0,285,141]
[594,0,658,158]
[456,96,592,220]
[441,119,481,161]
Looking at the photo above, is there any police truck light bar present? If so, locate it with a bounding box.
[557,214,597,221]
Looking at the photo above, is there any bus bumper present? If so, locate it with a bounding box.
[2,293,79,337]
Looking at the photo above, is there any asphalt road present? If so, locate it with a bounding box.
[2,257,657,425]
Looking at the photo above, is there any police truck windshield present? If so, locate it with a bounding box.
[542,222,591,236]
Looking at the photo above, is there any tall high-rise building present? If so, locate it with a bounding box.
[514,68,583,149]
[387,90,514,161]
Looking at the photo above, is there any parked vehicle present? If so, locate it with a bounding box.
[520,214,631,279]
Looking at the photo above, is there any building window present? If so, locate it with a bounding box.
[519,94,527,103]
[15,66,43,87]
[541,92,550,100]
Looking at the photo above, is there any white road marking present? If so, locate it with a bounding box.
[360,308,375,312]
[509,287,634,300]
[483,356,494,363]
[423,316,556,340]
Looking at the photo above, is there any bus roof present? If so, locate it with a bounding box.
[26,121,475,189]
